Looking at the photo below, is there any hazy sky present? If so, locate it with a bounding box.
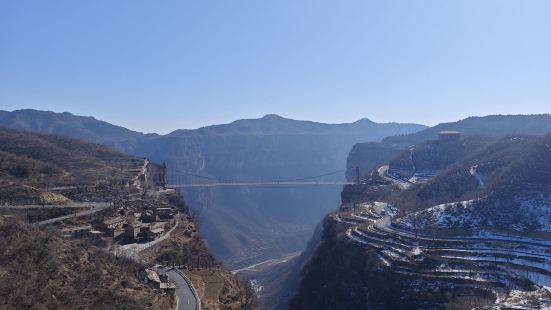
[2,1,551,134]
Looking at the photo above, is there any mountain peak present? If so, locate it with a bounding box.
[260,114,285,121]
[354,117,375,124]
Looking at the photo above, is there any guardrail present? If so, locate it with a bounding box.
[170,267,201,310]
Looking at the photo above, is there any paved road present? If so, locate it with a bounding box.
[113,219,200,310]
[35,202,112,226]
[377,165,411,190]
[165,268,199,310]
[42,186,79,191]
[1,202,101,209]
[232,251,300,274]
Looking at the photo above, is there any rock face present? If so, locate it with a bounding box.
[290,216,413,310]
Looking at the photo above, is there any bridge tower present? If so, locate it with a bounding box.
[355,166,360,185]
[162,162,168,189]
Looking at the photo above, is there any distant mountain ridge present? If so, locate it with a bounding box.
[0,109,152,144]
[383,114,551,147]
[0,109,426,139]
[169,114,424,137]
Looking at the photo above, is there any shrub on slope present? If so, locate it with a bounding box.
[0,215,171,310]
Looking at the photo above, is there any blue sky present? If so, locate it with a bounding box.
[1,0,550,134]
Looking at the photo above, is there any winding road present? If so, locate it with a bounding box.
[0,202,96,209]
[113,218,200,310]
[157,267,200,310]
[35,202,112,226]
[377,165,411,190]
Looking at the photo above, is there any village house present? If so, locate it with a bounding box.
[138,227,156,241]
[154,207,176,221]
[123,223,141,243]
[95,216,125,237]
[151,227,164,239]
[140,211,156,223]
[61,225,92,238]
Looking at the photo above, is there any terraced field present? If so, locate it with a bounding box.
[334,201,551,309]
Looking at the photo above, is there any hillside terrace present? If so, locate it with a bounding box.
[332,200,551,309]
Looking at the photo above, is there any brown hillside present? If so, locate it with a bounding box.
[0,215,171,310]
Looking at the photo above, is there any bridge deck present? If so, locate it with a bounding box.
[170,181,354,188]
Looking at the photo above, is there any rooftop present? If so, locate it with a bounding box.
[151,228,164,234]
[104,217,125,225]
[159,283,176,289]
[146,269,161,283]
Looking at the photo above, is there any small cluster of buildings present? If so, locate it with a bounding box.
[123,221,167,243]
[62,203,179,243]
[59,158,177,243]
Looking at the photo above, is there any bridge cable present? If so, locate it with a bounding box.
[171,169,345,184]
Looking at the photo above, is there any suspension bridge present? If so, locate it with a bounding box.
[168,169,356,188]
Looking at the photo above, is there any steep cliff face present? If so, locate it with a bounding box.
[290,216,423,310]
[239,220,326,310]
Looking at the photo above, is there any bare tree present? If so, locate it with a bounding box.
[238,279,260,310]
